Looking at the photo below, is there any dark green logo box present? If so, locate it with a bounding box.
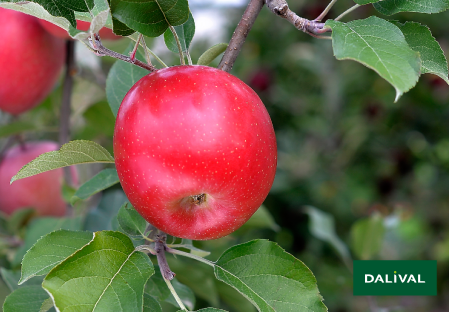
[353,260,437,296]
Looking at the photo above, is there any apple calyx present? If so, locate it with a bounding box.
[180,193,208,209]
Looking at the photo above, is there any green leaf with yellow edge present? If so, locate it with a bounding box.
[43,231,154,311]
[11,140,114,184]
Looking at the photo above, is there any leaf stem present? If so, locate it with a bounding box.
[130,33,142,61]
[169,26,185,65]
[164,277,188,311]
[218,0,264,72]
[315,0,338,21]
[166,247,215,267]
[335,4,360,21]
[185,51,193,66]
[140,36,153,67]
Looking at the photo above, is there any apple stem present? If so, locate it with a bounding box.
[218,0,264,72]
[166,247,215,268]
[155,232,176,280]
[87,35,157,72]
[59,40,76,189]
[139,35,154,67]
[169,26,185,66]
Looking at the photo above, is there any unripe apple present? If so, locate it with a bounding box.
[0,141,74,216]
[0,8,66,115]
[39,19,122,40]
[114,66,277,240]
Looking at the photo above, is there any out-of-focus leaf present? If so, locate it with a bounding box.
[3,285,49,312]
[326,16,420,102]
[197,43,228,66]
[243,205,280,231]
[374,0,449,15]
[84,189,128,231]
[19,230,94,284]
[43,231,154,311]
[351,213,385,260]
[215,240,327,312]
[164,12,195,53]
[392,21,449,84]
[143,293,162,312]
[305,206,352,268]
[11,140,114,183]
[71,168,119,204]
[0,121,37,138]
[109,0,190,37]
[39,298,54,312]
[6,208,35,234]
[353,0,381,4]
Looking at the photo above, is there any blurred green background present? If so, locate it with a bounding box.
[1,0,449,311]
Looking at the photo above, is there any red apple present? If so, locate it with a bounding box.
[114,66,277,240]
[0,8,66,115]
[0,141,76,216]
[39,19,122,40]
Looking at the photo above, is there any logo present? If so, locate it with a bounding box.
[353,260,437,296]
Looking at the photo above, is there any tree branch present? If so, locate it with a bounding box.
[88,36,157,72]
[59,40,75,187]
[265,0,331,37]
[218,0,265,72]
[155,232,176,281]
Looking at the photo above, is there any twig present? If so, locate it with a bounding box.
[265,0,331,37]
[59,40,76,187]
[315,0,338,21]
[88,35,157,72]
[218,0,265,72]
[155,232,176,280]
[335,4,361,21]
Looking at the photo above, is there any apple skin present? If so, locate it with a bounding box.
[39,19,122,40]
[0,141,75,217]
[114,66,277,240]
[0,8,66,115]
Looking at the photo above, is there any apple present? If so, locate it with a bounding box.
[114,65,277,240]
[0,8,66,115]
[39,19,122,40]
[0,141,74,217]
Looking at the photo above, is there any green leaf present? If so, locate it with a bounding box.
[106,43,149,117]
[11,140,114,183]
[0,0,94,27]
[117,203,147,236]
[143,293,162,312]
[3,285,49,312]
[326,16,421,102]
[197,43,228,66]
[164,12,195,53]
[351,213,385,260]
[214,240,327,312]
[242,205,280,231]
[0,268,21,292]
[179,309,229,312]
[20,230,94,284]
[173,239,211,257]
[6,208,35,234]
[374,0,449,15]
[146,265,196,310]
[109,0,190,37]
[12,217,84,268]
[393,21,449,84]
[0,121,37,138]
[43,231,154,311]
[216,281,256,312]
[71,168,120,204]
[304,206,352,268]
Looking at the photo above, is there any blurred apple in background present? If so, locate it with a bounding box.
[0,141,77,217]
[39,19,122,40]
[0,8,66,115]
